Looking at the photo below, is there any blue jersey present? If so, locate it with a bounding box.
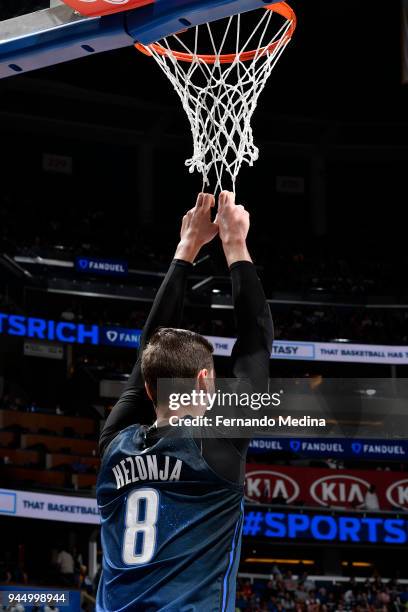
[96,424,244,612]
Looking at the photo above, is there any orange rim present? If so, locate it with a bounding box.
[135,2,296,64]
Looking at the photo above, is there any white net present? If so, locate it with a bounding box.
[137,3,295,193]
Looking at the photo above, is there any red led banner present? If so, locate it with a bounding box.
[245,464,408,511]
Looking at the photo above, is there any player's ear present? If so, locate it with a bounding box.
[196,369,208,394]
[197,369,215,396]
[144,381,155,403]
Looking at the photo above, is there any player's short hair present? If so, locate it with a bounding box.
[141,327,214,405]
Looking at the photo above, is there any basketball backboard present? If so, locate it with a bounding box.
[0,0,283,80]
[0,0,134,79]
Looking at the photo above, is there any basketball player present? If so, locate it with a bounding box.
[97,191,273,611]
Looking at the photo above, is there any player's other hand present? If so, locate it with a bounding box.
[216,191,249,245]
[175,193,218,263]
[216,191,252,266]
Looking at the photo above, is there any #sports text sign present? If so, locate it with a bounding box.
[242,508,408,545]
[61,0,154,18]
[245,464,408,511]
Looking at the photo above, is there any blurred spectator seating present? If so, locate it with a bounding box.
[0,410,95,437]
[72,474,97,489]
[0,431,16,447]
[0,448,39,466]
[47,453,99,470]
[21,434,96,455]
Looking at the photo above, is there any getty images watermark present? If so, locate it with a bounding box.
[157,378,408,439]
[168,389,282,411]
[167,389,322,429]
[157,379,329,438]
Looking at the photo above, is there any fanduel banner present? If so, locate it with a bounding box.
[0,488,99,524]
[242,508,408,545]
[2,312,408,364]
[249,438,408,461]
[100,326,141,348]
[245,464,408,511]
[75,256,128,277]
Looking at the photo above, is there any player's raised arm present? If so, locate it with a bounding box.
[217,191,273,390]
[99,193,218,454]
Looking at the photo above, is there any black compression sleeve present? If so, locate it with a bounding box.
[99,259,192,455]
[230,261,274,387]
[201,261,274,482]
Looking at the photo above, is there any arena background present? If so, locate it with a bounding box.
[1,1,408,611]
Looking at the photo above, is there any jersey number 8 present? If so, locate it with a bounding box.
[123,488,159,565]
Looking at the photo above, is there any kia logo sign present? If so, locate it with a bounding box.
[310,474,370,507]
[386,479,408,509]
[245,470,300,504]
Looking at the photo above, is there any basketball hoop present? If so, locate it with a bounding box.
[135,2,296,193]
